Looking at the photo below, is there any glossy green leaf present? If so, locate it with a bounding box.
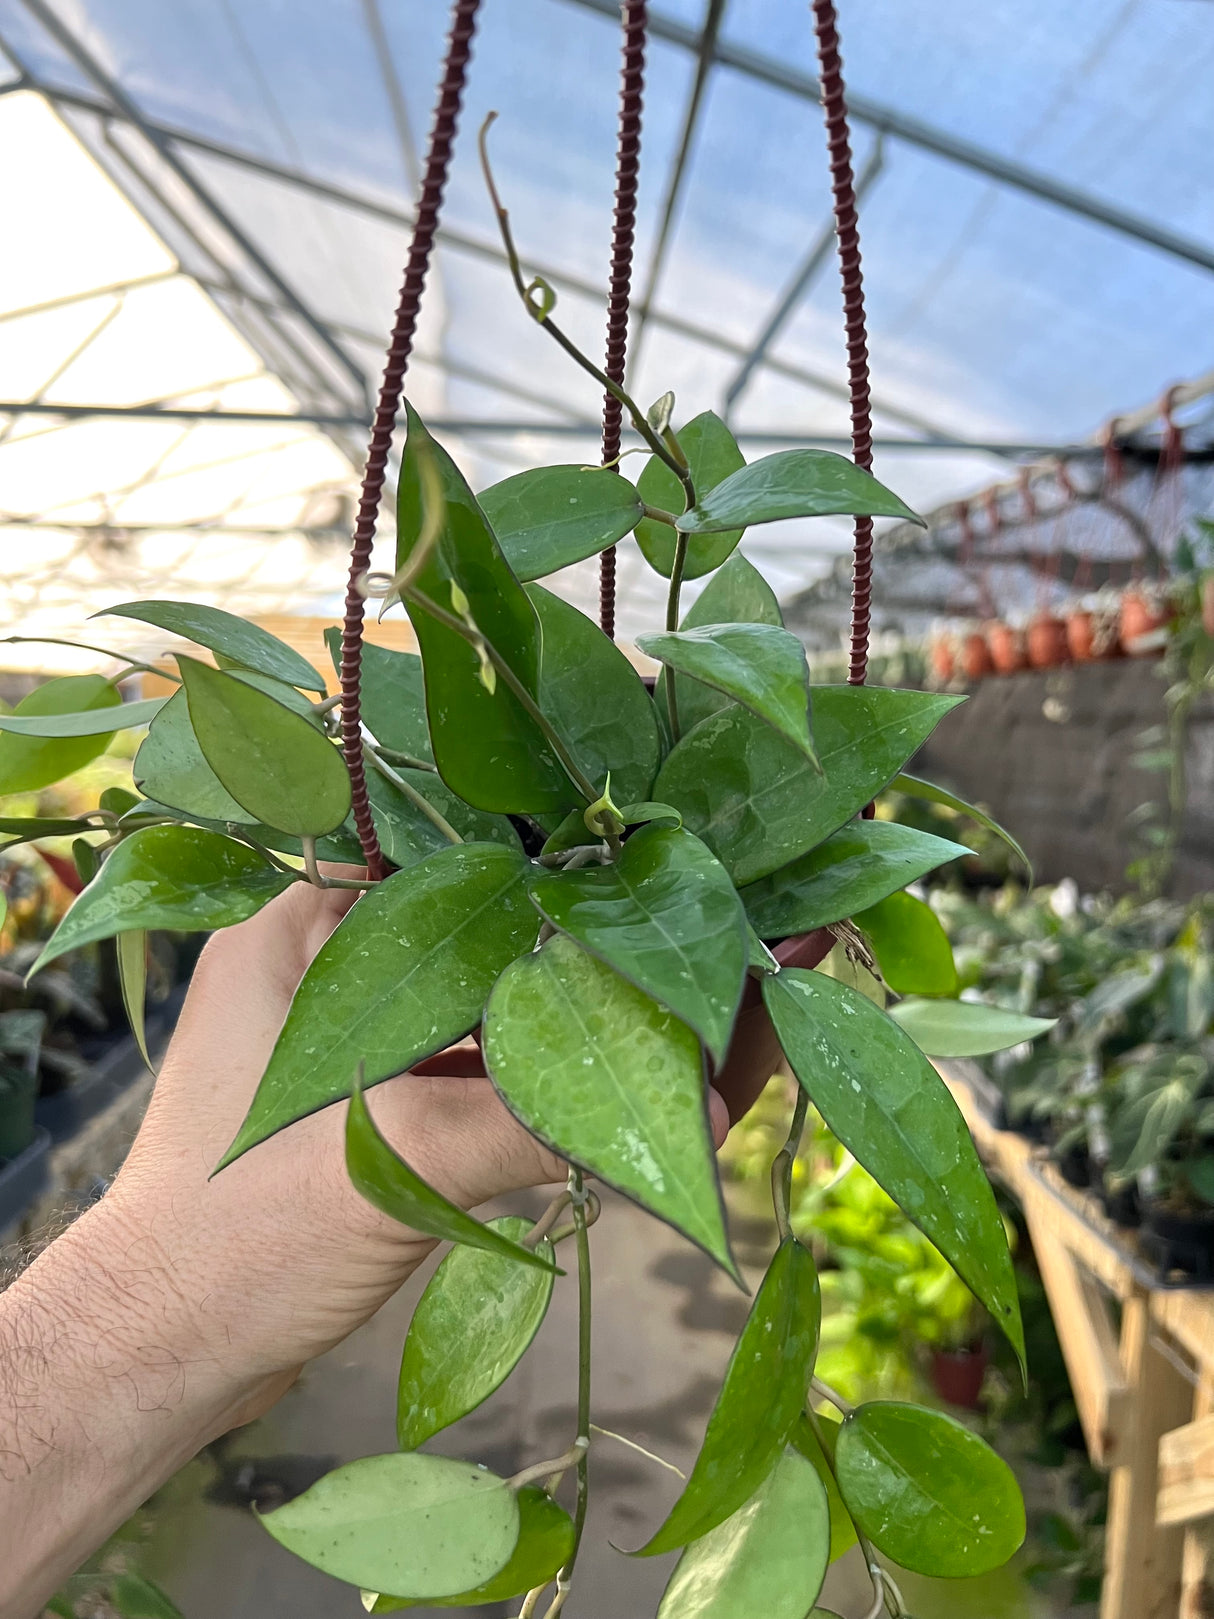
[397,1215,555,1447]
[0,815,97,842]
[396,406,569,813]
[259,1452,520,1597]
[134,688,248,822]
[656,1447,829,1619]
[103,599,325,691]
[741,819,973,937]
[483,932,733,1272]
[636,412,747,579]
[763,970,1024,1367]
[107,1574,183,1619]
[746,924,780,974]
[635,1237,821,1554]
[323,629,432,763]
[530,585,660,809]
[889,997,1057,1058]
[0,695,160,736]
[656,689,962,886]
[528,824,746,1064]
[0,675,124,795]
[346,1087,556,1274]
[790,1414,857,1564]
[480,464,644,580]
[116,929,152,1071]
[99,786,141,816]
[892,773,1032,879]
[221,843,536,1165]
[659,554,785,737]
[364,766,518,870]
[834,1401,1025,1577]
[855,891,958,997]
[639,624,815,762]
[677,449,923,534]
[619,801,683,827]
[366,1487,573,1611]
[178,656,350,837]
[32,825,294,974]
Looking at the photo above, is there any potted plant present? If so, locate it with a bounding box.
[986,619,1027,675]
[0,126,1055,1619]
[1065,596,1121,662]
[960,627,994,681]
[1120,581,1174,654]
[1026,611,1070,670]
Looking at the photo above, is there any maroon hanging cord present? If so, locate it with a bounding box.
[811,1,876,687]
[599,0,648,641]
[339,0,482,879]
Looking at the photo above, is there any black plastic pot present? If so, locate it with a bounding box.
[1054,1142,1092,1191]
[1097,1171,1141,1231]
[1140,1204,1214,1282]
[0,1126,51,1234]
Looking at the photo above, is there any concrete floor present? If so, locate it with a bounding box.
[137,1189,1048,1619]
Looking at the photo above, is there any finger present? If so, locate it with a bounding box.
[707,1085,729,1147]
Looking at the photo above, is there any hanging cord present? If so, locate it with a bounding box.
[810,1,875,686]
[599,0,648,641]
[339,0,482,879]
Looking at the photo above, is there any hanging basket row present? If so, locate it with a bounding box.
[930,586,1175,682]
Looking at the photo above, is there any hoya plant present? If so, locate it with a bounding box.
[0,75,1058,1619]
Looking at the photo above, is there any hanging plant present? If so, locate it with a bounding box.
[0,3,1052,1614]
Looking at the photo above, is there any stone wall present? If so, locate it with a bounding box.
[914,658,1214,898]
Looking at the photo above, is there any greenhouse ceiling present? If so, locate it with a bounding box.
[0,0,1211,657]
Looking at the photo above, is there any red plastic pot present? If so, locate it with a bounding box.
[1120,588,1171,654]
[959,632,992,681]
[929,1340,990,1409]
[1026,612,1069,669]
[986,621,1026,675]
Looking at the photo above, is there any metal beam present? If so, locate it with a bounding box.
[724,137,886,419]
[631,0,728,376]
[563,0,1214,276]
[16,75,958,444]
[15,0,373,409]
[0,399,1112,454]
[360,0,419,193]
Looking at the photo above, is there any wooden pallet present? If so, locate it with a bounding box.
[947,1069,1214,1619]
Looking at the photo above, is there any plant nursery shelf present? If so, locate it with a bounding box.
[947,1066,1214,1619]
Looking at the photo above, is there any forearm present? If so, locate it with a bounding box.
[0,1201,270,1619]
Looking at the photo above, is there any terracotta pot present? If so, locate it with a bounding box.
[929,1341,990,1410]
[1120,588,1172,654]
[929,635,955,683]
[1066,607,1122,661]
[959,632,992,681]
[1026,612,1069,669]
[985,621,1026,675]
[1202,575,1214,638]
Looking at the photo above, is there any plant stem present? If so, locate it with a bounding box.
[374,746,438,773]
[589,1423,684,1478]
[0,635,181,685]
[522,1189,572,1248]
[549,1169,593,1615]
[365,747,463,844]
[506,1438,588,1493]
[403,585,599,803]
[478,114,695,509]
[806,1402,896,1618]
[771,1087,810,1241]
[663,531,692,740]
[298,835,379,889]
[221,825,303,877]
[810,1375,855,1418]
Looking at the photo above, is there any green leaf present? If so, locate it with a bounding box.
[107,1573,184,1619]
[133,688,248,822]
[366,1486,573,1610]
[763,970,1024,1368]
[103,600,325,692]
[834,1401,1025,1577]
[891,773,1032,879]
[638,624,815,762]
[99,786,141,816]
[483,932,733,1272]
[178,656,350,837]
[741,819,973,937]
[634,1237,821,1555]
[636,412,747,579]
[620,801,683,827]
[32,825,294,974]
[656,1447,829,1619]
[259,1452,520,1597]
[0,695,161,737]
[397,1216,555,1448]
[656,690,963,886]
[528,824,746,1065]
[324,629,432,763]
[0,815,98,842]
[480,464,644,580]
[221,843,536,1165]
[888,998,1056,1058]
[529,585,660,808]
[659,554,785,737]
[789,1414,857,1564]
[364,766,519,869]
[0,675,124,795]
[676,449,923,534]
[854,891,958,997]
[346,1088,556,1274]
[396,405,569,813]
[116,929,152,1071]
